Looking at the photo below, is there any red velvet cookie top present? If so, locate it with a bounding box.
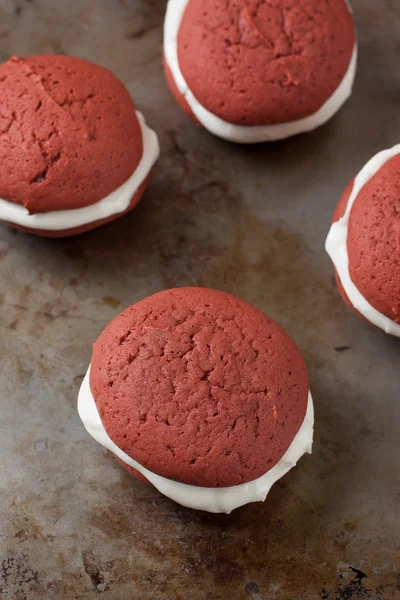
[343,154,400,323]
[90,288,309,487]
[0,55,143,213]
[177,0,355,125]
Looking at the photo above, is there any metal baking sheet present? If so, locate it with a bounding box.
[0,1,399,598]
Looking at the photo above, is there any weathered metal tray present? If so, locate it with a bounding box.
[0,1,399,598]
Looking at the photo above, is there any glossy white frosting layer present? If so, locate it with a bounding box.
[78,367,314,514]
[164,0,357,143]
[325,144,400,337]
[0,112,159,231]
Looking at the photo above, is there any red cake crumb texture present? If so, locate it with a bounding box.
[90,288,309,488]
[333,154,400,324]
[0,55,143,214]
[177,0,355,125]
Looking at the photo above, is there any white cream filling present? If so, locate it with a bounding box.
[164,0,357,143]
[78,367,314,514]
[326,145,400,337]
[0,112,160,231]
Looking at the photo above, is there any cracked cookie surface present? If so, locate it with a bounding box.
[90,287,309,487]
[177,0,355,125]
[334,155,400,324]
[0,55,142,213]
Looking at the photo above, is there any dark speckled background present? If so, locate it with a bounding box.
[0,1,399,599]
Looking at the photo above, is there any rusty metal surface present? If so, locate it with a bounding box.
[0,0,399,598]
